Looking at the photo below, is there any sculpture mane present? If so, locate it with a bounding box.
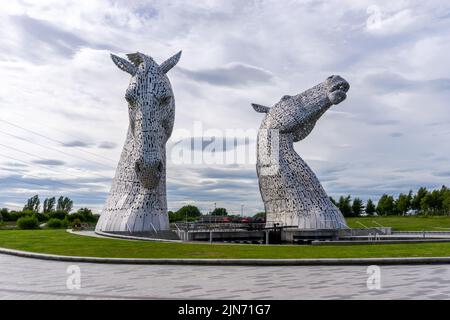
[253,75,350,229]
[96,51,181,233]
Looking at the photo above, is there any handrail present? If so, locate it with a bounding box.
[372,221,385,228]
[356,221,369,229]
[149,222,158,234]
[337,220,351,230]
[371,221,387,235]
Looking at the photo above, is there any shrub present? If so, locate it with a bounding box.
[17,216,39,230]
[0,208,10,221]
[8,211,20,222]
[67,212,84,222]
[22,209,37,216]
[67,209,97,223]
[48,210,68,220]
[9,210,34,222]
[77,208,96,222]
[35,212,50,222]
[47,218,65,229]
[71,218,82,230]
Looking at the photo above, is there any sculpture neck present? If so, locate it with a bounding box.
[256,128,295,161]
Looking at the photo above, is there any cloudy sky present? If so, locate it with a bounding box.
[0,0,449,215]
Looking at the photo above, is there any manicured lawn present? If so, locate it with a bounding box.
[1,229,450,259]
[346,216,450,231]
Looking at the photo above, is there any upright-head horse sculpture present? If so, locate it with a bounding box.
[253,75,350,229]
[96,50,181,233]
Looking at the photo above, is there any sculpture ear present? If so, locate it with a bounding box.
[252,103,270,113]
[110,54,137,75]
[126,52,145,67]
[159,51,182,74]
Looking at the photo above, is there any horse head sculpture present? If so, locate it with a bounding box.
[96,51,181,233]
[253,75,350,229]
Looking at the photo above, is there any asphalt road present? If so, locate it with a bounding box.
[1,254,450,299]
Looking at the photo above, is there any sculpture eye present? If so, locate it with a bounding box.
[160,96,171,105]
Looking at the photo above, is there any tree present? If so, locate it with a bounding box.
[443,191,450,215]
[57,196,73,213]
[168,211,180,223]
[421,189,443,214]
[0,208,10,221]
[253,212,266,219]
[337,195,352,217]
[211,207,228,216]
[170,205,202,222]
[76,208,96,222]
[23,195,40,212]
[412,187,428,211]
[365,199,376,216]
[376,194,395,216]
[43,197,56,213]
[352,198,365,216]
[395,192,412,216]
[176,205,202,219]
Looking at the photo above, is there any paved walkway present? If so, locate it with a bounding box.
[1,254,450,299]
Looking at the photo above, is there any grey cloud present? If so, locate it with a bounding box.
[32,159,65,166]
[0,174,109,193]
[6,15,118,63]
[177,63,274,87]
[389,132,403,138]
[313,163,349,183]
[365,119,400,126]
[434,171,450,177]
[364,72,450,94]
[166,164,260,209]
[190,166,257,181]
[425,121,450,127]
[98,141,117,149]
[0,173,111,211]
[62,140,92,148]
[3,162,27,168]
[168,180,259,203]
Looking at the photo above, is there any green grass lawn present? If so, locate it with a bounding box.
[346,216,450,231]
[1,229,450,259]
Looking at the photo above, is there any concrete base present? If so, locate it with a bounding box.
[175,230,265,242]
[174,228,394,244]
[95,230,182,243]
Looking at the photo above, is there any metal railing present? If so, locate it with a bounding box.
[171,222,266,232]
